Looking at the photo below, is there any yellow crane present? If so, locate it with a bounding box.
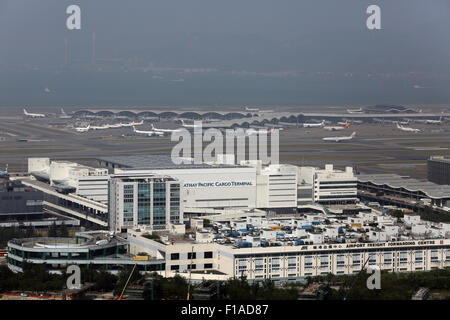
[117,263,137,300]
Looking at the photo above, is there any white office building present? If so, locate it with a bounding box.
[100,155,258,210]
[298,164,357,204]
[28,157,109,203]
[108,173,183,232]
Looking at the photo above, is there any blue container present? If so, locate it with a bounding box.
[301,225,313,230]
[296,239,304,245]
[238,242,252,248]
[312,221,319,225]
[231,231,239,237]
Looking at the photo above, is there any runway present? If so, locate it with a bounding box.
[1,106,450,179]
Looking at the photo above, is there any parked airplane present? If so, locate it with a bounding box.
[303,120,325,128]
[396,122,421,133]
[90,124,110,130]
[347,108,364,114]
[322,132,356,142]
[23,109,45,118]
[324,122,351,131]
[151,124,183,133]
[59,108,71,119]
[121,120,144,127]
[132,126,164,137]
[180,120,202,128]
[245,127,275,136]
[426,114,444,125]
[108,123,123,129]
[75,124,90,133]
[245,106,260,112]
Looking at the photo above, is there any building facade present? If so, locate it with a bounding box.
[128,230,450,281]
[428,156,450,185]
[108,173,183,232]
[299,164,357,204]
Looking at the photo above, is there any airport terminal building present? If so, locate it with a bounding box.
[21,155,358,232]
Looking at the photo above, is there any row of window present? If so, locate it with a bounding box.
[170,263,213,270]
[171,251,213,260]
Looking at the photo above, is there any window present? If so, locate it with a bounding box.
[188,252,196,260]
[171,253,179,260]
[255,258,264,274]
[204,251,213,259]
[337,255,345,268]
[384,252,392,266]
[415,251,423,265]
[288,256,296,271]
[305,256,313,270]
[238,259,247,272]
[352,253,360,267]
[320,255,328,269]
[272,257,280,272]
[369,253,377,266]
[399,251,407,266]
[187,264,196,270]
[204,263,213,269]
[431,250,439,264]
[170,265,179,271]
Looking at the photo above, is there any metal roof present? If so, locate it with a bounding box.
[98,155,240,170]
[358,173,450,199]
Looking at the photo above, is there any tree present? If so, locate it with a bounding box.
[25,225,35,238]
[59,222,69,237]
[113,266,142,297]
[48,222,58,237]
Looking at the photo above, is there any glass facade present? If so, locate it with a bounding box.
[111,175,182,231]
[153,183,166,229]
[123,184,134,223]
[170,184,180,224]
[138,183,150,224]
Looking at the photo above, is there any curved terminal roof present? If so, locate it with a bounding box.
[358,173,450,199]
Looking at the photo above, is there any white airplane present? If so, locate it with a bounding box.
[90,124,110,130]
[426,114,444,125]
[23,108,45,118]
[75,124,90,132]
[59,108,71,119]
[347,108,364,114]
[396,122,421,133]
[121,120,144,127]
[132,126,164,137]
[324,122,351,131]
[322,132,356,142]
[107,123,123,129]
[245,106,260,112]
[151,124,183,133]
[180,119,202,128]
[303,120,325,128]
[245,127,275,136]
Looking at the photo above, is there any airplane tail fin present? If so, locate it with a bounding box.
[132,126,136,132]
[151,124,155,130]
[23,109,28,115]
[345,122,350,128]
[351,132,356,138]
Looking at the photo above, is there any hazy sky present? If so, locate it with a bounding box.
[1,0,450,107]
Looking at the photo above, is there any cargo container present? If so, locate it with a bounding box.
[132,255,149,261]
